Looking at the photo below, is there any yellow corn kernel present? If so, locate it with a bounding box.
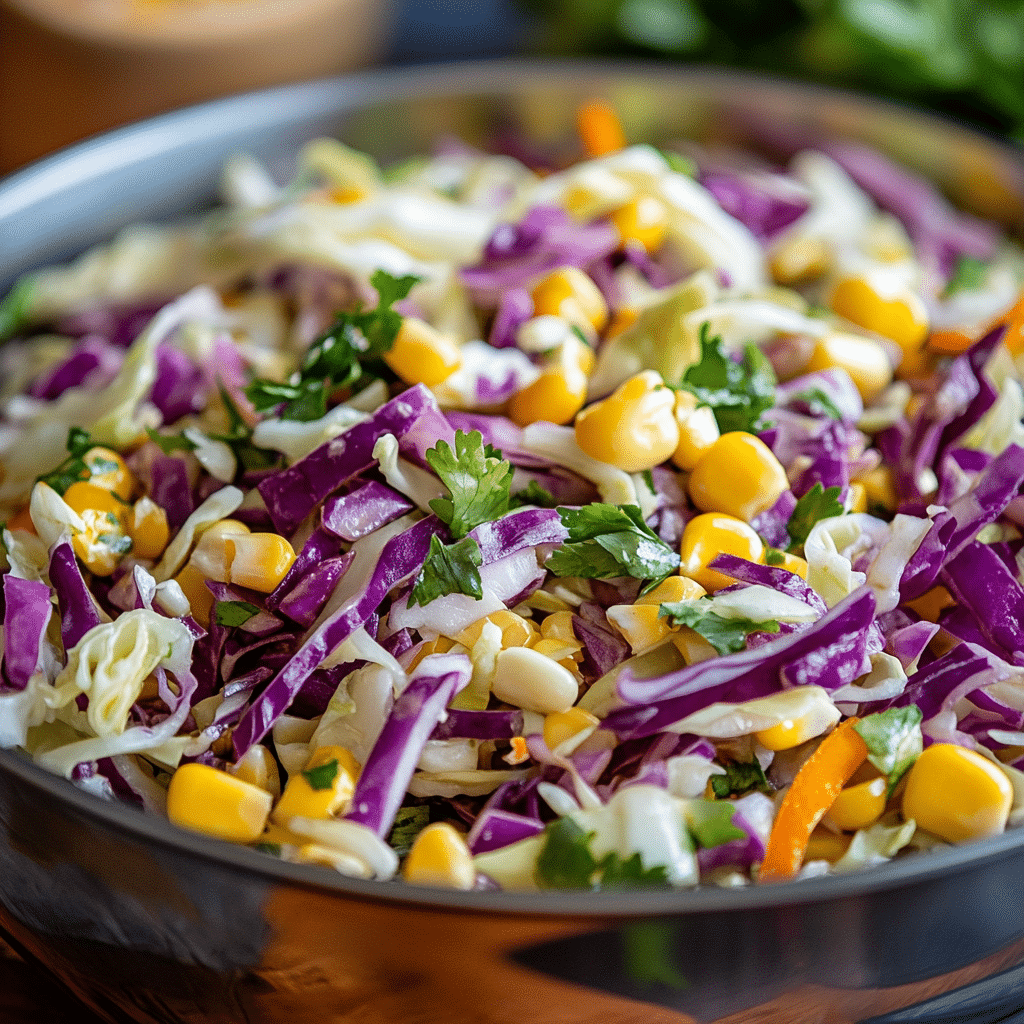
[803,827,851,864]
[62,481,129,523]
[167,762,273,844]
[329,185,368,204]
[383,317,462,388]
[606,602,675,655]
[226,533,296,593]
[255,820,307,849]
[856,466,897,514]
[537,610,576,646]
[774,551,808,579]
[688,432,788,522]
[455,609,537,649]
[635,575,707,605]
[806,332,893,404]
[905,585,956,623]
[902,743,1013,843]
[402,821,476,889]
[272,745,361,825]
[896,344,938,381]
[406,635,456,671]
[671,628,719,665]
[174,562,215,627]
[230,743,282,798]
[83,447,135,501]
[605,306,639,341]
[848,482,867,514]
[608,195,669,253]
[190,519,252,582]
[508,362,587,427]
[128,497,170,560]
[769,236,830,286]
[529,636,581,662]
[830,276,929,354]
[679,513,763,593]
[574,370,680,473]
[531,267,609,333]
[671,391,720,472]
[544,707,600,751]
[825,776,887,831]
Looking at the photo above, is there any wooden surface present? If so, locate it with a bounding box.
[0,940,107,1024]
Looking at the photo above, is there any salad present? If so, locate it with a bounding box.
[1,101,1023,892]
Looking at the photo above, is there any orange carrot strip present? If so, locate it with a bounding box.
[576,100,626,158]
[759,718,868,881]
[929,287,1024,358]
[927,328,974,355]
[1001,289,1024,355]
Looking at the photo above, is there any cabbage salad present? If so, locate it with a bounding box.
[2,104,1024,891]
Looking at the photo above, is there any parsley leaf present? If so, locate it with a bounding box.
[686,800,746,849]
[388,804,431,857]
[710,760,771,799]
[37,427,96,495]
[854,706,923,796]
[786,482,845,551]
[214,600,261,628]
[546,503,681,592]
[659,599,779,654]
[764,546,786,566]
[409,533,483,606]
[942,255,988,298]
[535,817,670,889]
[426,430,514,538]
[787,386,843,420]
[146,428,197,455]
[302,759,339,792]
[245,269,419,421]
[679,324,776,434]
[511,480,557,508]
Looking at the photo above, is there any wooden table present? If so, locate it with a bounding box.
[0,939,106,1023]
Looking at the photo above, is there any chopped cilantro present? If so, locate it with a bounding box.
[659,599,779,654]
[511,480,557,508]
[546,503,681,592]
[764,546,786,566]
[854,706,924,796]
[686,800,746,849]
[37,427,96,495]
[679,324,776,434]
[0,277,34,341]
[302,758,340,792]
[253,842,283,856]
[388,804,431,857]
[786,482,845,551]
[535,817,671,889]
[787,386,843,420]
[146,428,198,455]
[658,149,697,177]
[641,468,656,494]
[409,533,483,606]
[245,269,419,421]
[942,255,988,297]
[570,324,593,349]
[710,760,771,799]
[214,600,262,628]
[426,430,514,539]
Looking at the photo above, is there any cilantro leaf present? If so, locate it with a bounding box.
[786,482,845,551]
[942,255,988,298]
[658,149,697,177]
[659,599,779,654]
[854,706,924,796]
[680,324,776,434]
[245,269,419,421]
[426,430,514,538]
[302,759,339,792]
[686,800,746,849]
[388,804,431,857]
[253,842,283,856]
[764,546,786,566]
[37,427,96,495]
[546,503,681,592]
[511,480,557,509]
[409,534,483,607]
[710,760,771,799]
[597,851,670,887]
[146,428,198,455]
[787,386,843,420]
[214,600,261,628]
[0,277,33,341]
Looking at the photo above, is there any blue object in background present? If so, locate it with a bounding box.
[387,0,532,63]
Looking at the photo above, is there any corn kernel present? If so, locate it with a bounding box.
[407,635,456,672]
[775,551,808,579]
[508,360,588,427]
[455,609,537,649]
[671,628,719,664]
[62,481,129,523]
[902,743,1012,843]
[84,447,136,501]
[856,466,897,514]
[688,432,788,522]
[905,585,956,623]
[402,822,476,889]
[605,306,639,340]
[825,776,887,831]
[529,636,581,662]
[383,317,462,387]
[272,745,360,825]
[531,267,609,333]
[803,827,851,864]
[608,195,669,253]
[167,762,272,844]
[540,610,578,644]
[830,276,929,354]
[769,236,829,286]
[190,519,251,582]
[848,482,867,514]
[574,370,680,473]
[679,513,763,593]
[544,707,600,752]
[671,392,720,472]
[230,744,282,798]
[174,562,215,627]
[635,575,707,605]
[128,497,170,560]
[606,602,675,655]
[226,533,296,593]
[806,332,893,403]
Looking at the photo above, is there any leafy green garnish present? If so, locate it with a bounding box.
[253,842,283,856]
[388,804,432,857]
[214,600,262,628]
[686,800,746,849]
[146,428,197,455]
[764,546,786,566]
[302,759,340,792]
[535,817,671,889]
[710,760,771,799]
[942,255,989,298]
[659,599,779,655]
[786,482,845,551]
[426,430,514,539]
[546,503,681,592]
[658,149,697,178]
[409,533,484,607]
[854,706,924,796]
[37,427,95,495]
[622,922,689,989]
[679,324,776,434]
[788,386,843,420]
[245,269,419,421]
[511,480,557,508]
[0,277,34,341]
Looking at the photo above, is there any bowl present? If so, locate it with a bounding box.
[2,59,1024,1024]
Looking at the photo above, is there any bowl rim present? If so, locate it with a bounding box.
[2,56,1024,919]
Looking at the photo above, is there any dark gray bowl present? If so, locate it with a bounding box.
[2,60,1024,1024]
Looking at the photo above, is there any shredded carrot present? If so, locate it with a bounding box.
[927,328,974,355]
[5,504,35,535]
[1001,289,1024,355]
[576,99,626,158]
[504,736,530,766]
[928,287,1024,357]
[758,718,868,881]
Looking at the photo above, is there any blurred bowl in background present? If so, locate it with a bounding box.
[0,0,391,172]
